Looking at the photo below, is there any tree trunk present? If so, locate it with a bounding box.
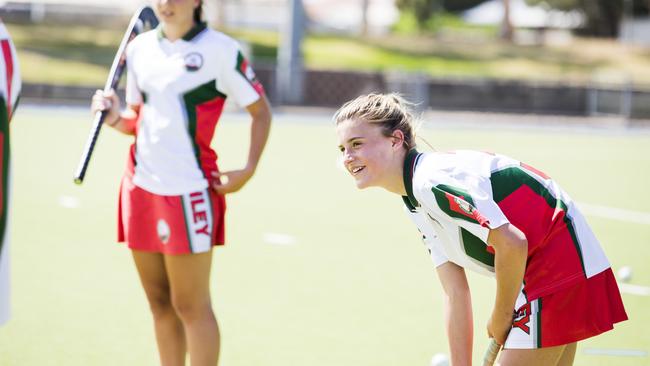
[500,0,514,41]
[361,0,370,36]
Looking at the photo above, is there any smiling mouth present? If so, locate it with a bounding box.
[351,166,365,175]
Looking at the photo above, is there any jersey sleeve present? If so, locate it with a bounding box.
[217,43,264,108]
[0,23,21,121]
[124,41,143,106]
[404,207,449,267]
[416,173,509,245]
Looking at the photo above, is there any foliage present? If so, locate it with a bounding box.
[396,0,443,29]
[526,0,624,37]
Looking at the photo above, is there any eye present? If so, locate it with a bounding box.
[338,146,345,153]
[352,141,362,148]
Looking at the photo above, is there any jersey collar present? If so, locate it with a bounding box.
[402,148,422,211]
[157,22,207,42]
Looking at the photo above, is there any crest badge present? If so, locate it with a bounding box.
[184,52,203,72]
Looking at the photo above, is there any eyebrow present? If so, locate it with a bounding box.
[338,137,363,149]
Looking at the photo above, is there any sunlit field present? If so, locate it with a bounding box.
[0,106,648,365]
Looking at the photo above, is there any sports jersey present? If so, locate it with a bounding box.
[0,21,21,326]
[402,149,610,300]
[124,23,264,195]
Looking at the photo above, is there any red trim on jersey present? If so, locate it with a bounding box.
[194,96,225,181]
[1,40,14,119]
[0,133,3,213]
[520,162,550,180]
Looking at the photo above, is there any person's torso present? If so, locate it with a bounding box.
[405,150,610,299]
[125,26,259,195]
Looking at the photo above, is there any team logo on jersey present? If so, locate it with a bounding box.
[454,197,474,215]
[236,51,265,95]
[157,219,171,244]
[184,52,203,72]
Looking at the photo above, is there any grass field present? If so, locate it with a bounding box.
[0,106,648,365]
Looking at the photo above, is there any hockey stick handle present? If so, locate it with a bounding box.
[482,338,501,366]
[73,7,155,184]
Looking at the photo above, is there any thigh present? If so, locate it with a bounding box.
[499,344,566,366]
[164,251,214,304]
[557,342,577,366]
[132,250,171,303]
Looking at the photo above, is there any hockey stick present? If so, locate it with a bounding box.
[73,6,158,184]
[482,338,501,366]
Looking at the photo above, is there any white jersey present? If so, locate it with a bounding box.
[0,21,21,326]
[125,23,263,195]
[402,149,610,300]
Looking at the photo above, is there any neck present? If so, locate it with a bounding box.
[381,149,408,196]
[163,20,196,42]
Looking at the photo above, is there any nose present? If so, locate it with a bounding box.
[343,149,355,164]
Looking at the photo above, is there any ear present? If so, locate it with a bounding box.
[390,129,405,150]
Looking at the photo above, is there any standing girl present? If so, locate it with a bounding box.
[91,1,271,365]
[334,93,626,366]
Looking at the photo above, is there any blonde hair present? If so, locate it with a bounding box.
[334,93,418,150]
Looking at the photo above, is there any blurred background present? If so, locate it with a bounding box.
[1,0,650,120]
[0,2,649,366]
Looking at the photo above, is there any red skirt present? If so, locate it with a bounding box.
[117,176,225,255]
[505,268,628,349]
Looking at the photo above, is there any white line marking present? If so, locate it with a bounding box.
[263,232,296,246]
[619,283,650,296]
[583,348,648,357]
[578,202,650,225]
[58,195,80,209]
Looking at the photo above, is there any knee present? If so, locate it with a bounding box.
[146,291,175,320]
[171,295,212,323]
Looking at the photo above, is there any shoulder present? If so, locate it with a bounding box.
[127,29,157,55]
[197,28,241,52]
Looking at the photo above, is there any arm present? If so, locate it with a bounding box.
[486,223,528,345]
[436,262,473,366]
[212,95,272,194]
[90,89,138,136]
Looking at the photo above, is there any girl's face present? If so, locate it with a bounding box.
[336,119,397,190]
[152,0,199,25]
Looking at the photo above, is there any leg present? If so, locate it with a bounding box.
[557,342,577,366]
[499,344,566,366]
[132,250,187,366]
[165,250,219,366]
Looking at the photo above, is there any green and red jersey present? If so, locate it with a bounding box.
[124,22,264,195]
[402,149,610,300]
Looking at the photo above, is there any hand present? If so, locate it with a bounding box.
[487,309,513,346]
[211,167,254,195]
[91,89,121,125]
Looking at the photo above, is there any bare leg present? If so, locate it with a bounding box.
[557,343,577,366]
[499,344,566,366]
[165,250,219,366]
[132,250,187,366]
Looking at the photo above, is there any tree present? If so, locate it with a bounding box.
[526,0,624,37]
[396,0,442,29]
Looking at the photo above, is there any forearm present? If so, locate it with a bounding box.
[437,262,473,366]
[492,233,527,318]
[245,96,271,170]
[444,290,473,366]
[107,106,138,136]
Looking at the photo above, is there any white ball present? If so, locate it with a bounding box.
[430,353,449,366]
[617,266,632,283]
